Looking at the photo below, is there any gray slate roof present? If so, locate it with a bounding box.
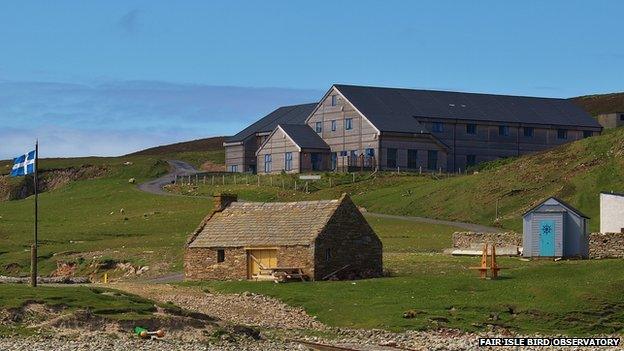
[226,103,317,143]
[279,124,330,150]
[334,84,601,131]
[188,199,343,248]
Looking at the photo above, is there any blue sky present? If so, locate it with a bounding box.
[0,1,622,158]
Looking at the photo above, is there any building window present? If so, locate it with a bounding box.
[498,125,509,136]
[340,150,348,156]
[331,120,337,131]
[284,152,292,171]
[523,127,534,137]
[427,150,438,170]
[345,118,353,130]
[583,130,593,138]
[315,121,322,133]
[331,152,337,170]
[387,148,397,168]
[331,95,338,106]
[432,122,444,132]
[407,149,418,169]
[557,129,567,139]
[365,148,375,158]
[466,155,476,167]
[217,249,225,263]
[229,165,238,172]
[264,154,272,173]
[466,124,477,135]
[350,150,358,161]
[620,114,624,121]
[325,248,331,261]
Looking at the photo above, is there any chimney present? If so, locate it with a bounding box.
[214,193,237,211]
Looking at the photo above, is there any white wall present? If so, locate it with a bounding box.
[600,193,624,233]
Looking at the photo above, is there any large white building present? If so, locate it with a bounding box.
[600,192,624,233]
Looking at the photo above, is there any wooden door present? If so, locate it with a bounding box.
[539,219,556,256]
[247,249,277,278]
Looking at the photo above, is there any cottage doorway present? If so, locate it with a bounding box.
[247,249,277,278]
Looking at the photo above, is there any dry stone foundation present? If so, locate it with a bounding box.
[589,232,624,259]
[452,232,522,248]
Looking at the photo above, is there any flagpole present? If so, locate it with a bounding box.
[31,140,38,288]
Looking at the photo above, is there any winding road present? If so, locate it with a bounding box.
[138,160,501,233]
[137,160,203,196]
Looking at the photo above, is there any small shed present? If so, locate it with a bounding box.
[184,193,383,281]
[522,197,589,258]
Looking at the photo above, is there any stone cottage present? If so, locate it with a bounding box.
[184,193,383,281]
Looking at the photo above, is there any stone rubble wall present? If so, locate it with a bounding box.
[184,245,313,281]
[589,232,624,259]
[452,232,522,248]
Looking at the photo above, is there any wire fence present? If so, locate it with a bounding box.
[173,169,463,193]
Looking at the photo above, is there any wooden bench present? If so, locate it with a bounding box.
[255,267,307,283]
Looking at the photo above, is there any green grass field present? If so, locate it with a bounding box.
[190,253,624,336]
[0,155,212,277]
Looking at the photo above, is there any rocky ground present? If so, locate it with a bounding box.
[1,283,621,350]
[113,283,325,331]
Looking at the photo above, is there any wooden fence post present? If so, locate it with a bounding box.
[211,175,214,185]
[222,175,225,185]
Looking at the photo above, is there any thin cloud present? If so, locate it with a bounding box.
[0,79,322,158]
[117,9,140,34]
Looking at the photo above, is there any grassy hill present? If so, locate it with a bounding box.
[571,92,624,116]
[169,127,624,233]
[126,136,225,157]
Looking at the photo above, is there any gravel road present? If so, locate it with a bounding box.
[137,160,202,196]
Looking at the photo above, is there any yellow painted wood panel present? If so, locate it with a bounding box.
[247,249,277,277]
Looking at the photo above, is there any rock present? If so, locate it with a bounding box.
[128,178,136,184]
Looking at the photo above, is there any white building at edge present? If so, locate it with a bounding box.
[600,192,624,233]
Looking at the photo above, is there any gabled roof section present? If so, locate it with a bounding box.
[333,84,601,132]
[225,103,318,143]
[188,195,351,248]
[279,124,330,150]
[523,197,590,219]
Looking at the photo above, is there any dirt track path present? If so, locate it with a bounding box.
[112,283,325,331]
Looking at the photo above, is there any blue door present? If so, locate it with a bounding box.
[539,219,555,256]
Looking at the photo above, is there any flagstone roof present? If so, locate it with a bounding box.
[188,196,346,248]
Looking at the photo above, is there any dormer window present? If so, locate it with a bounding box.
[432,122,444,133]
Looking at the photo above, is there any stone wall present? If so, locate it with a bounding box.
[314,196,383,280]
[184,247,247,281]
[184,245,313,281]
[452,232,522,248]
[589,232,624,259]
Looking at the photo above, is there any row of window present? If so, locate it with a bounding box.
[386,148,439,170]
[386,148,479,169]
[431,122,592,139]
[263,152,294,173]
[315,118,353,133]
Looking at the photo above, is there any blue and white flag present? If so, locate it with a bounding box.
[10,150,37,177]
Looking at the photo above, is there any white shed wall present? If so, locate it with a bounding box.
[600,193,624,233]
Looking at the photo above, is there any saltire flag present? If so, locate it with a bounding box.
[10,150,37,177]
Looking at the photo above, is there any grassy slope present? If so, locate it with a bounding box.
[571,92,624,116]
[0,155,214,277]
[171,128,624,232]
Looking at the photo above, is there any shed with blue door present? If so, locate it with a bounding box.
[522,197,590,258]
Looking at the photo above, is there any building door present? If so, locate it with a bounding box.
[247,249,277,278]
[311,153,322,171]
[539,219,556,256]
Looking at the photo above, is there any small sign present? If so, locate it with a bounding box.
[299,175,321,180]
